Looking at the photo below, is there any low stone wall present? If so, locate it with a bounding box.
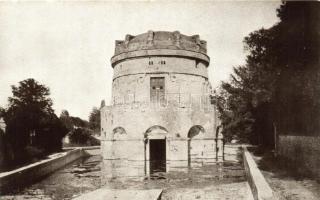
[242,147,276,200]
[0,148,85,193]
[64,146,101,156]
[278,135,320,177]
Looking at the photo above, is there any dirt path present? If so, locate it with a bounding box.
[262,170,320,200]
[249,149,320,200]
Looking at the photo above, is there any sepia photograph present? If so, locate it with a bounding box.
[0,1,319,199]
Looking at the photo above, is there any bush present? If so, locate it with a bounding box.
[68,128,100,146]
[25,146,46,162]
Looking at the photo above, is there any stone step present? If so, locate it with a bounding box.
[73,189,162,200]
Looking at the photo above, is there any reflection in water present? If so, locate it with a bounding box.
[102,160,245,191]
[149,160,166,179]
[2,146,245,200]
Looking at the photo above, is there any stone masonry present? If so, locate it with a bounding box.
[100,31,222,178]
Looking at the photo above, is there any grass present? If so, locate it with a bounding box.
[247,146,317,181]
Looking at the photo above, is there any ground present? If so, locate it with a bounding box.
[1,146,253,200]
[161,182,252,200]
[249,147,320,200]
[1,155,101,200]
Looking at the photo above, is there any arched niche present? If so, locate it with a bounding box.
[112,126,127,140]
[188,125,205,139]
[187,125,206,166]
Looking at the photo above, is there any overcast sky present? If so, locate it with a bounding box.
[0,1,281,120]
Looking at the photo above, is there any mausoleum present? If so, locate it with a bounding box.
[100,31,222,177]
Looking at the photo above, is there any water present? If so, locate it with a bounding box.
[1,145,247,200]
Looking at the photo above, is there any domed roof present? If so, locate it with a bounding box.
[114,30,207,56]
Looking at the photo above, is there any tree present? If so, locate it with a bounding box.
[217,1,320,147]
[70,116,89,128]
[2,78,68,166]
[60,110,74,132]
[68,128,100,146]
[0,107,5,118]
[89,107,100,134]
[274,2,320,137]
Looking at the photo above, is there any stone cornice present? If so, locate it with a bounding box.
[111,49,210,67]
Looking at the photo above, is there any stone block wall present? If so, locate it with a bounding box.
[278,135,320,177]
[101,138,218,178]
[112,56,210,107]
[101,105,216,140]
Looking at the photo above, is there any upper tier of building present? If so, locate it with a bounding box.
[111,31,210,67]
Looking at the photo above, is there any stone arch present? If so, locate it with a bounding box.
[144,125,168,174]
[112,127,127,140]
[188,125,205,139]
[187,125,205,166]
[144,125,168,139]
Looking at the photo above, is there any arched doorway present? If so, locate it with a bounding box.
[144,125,168,175]
[187,125,205,166]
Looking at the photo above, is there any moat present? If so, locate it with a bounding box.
[1,146,252,200]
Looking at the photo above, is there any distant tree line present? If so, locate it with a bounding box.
[60,108,100,147]
[216,2,320,147]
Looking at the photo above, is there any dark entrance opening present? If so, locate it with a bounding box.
[149,139,166,175]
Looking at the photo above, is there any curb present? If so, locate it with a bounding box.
[242,146,277,200]
[0,148,85,193]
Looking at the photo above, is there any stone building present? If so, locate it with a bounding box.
[100,31,222,178]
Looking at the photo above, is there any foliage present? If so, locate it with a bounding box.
[217,2,320,146]
[273,2,320,136]
[24,146,46,161]
[59,109,100,146]
[0,107,5,118]
[68,128,100,146]
[60,110,74,131]
[89,107,100,133]
[70,116,89,128]
[0,128,5,171]
[2,78,68,167]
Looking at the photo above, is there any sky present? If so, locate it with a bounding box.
[0,1,281,120]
